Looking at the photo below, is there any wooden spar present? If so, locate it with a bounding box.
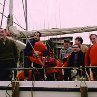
[25,0,28,31]
[9,26,97,38]
[7,0,13,28]
[39,26,97,36]
[5,1,97,38]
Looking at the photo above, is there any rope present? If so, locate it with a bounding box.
[0,0,6,27]
[6,82,12,97]
[0,12,26,30]
[0,2,4,6]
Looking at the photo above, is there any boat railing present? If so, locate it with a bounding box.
[0,66,97,81]
[2,66,97,70]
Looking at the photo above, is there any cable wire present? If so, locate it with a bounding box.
[0,12,25,30]
[0,0,6,27]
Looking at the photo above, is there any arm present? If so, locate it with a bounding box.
[12,41,19,63]
[85,48,90,66]
[24,39,35,56]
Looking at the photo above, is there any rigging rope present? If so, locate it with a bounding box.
[0,12,25,30]
[0,2,4,6]
[0,0,6,27]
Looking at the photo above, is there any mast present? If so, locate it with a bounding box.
[7,0,13,29]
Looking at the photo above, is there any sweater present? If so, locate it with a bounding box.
[0,38,18,63]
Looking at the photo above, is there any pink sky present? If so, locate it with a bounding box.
[0,0,97,30]
[0,0,97,44]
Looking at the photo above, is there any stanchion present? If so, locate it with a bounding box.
[12,81,20,97]
[80,78,88,97]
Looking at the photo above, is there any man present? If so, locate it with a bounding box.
[60,39,73,81]
[60,39,73,63]
[69,44,85,80]
[85,34,97,80]
[0,28,18,81]
[24,31,48,80]
[75,37,88,54]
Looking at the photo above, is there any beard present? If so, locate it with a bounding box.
[34,38,40,42]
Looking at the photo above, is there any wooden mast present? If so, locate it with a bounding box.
[7,0,13,29]
[25,0,28,31]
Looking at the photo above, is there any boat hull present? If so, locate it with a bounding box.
[0,81,97,97]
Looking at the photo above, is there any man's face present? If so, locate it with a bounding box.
[0,29,6,40]
[90,35,97,45]
[72,44,80,52]
[75,39,80,45]
[64,42,70,49]
[34,32,40,41]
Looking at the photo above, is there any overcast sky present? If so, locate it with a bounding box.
[15,0,97,30]
[0,0,97,44]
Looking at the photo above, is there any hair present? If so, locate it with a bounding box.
[0,28,6,32]
[34,31,41,37]
[75,37,83,44]
[89,34,97,39]
[0,28,3,30]
[64,39,70,43]
[0,28,5,33]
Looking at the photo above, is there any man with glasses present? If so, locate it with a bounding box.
[69,44,85,81]
[0,28,18,81]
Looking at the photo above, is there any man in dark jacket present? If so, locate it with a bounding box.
[0,28,18,81]
[68,44,85,80]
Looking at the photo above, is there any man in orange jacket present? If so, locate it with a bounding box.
[24,31,48,81]
[85,34,97,80]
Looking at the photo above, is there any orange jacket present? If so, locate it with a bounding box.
[46,58,63,80]
[85,43,97,66]
[29,41,47,65]
[90,43,97,66]
[85,48,90,66]
[34,41,47,54]
[46,58,63,74]
[17,70,32,81]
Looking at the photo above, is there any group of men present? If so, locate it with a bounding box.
[0,27,97,81]
[60,34,97,81]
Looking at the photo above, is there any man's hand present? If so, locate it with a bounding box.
[33,50,42,57]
